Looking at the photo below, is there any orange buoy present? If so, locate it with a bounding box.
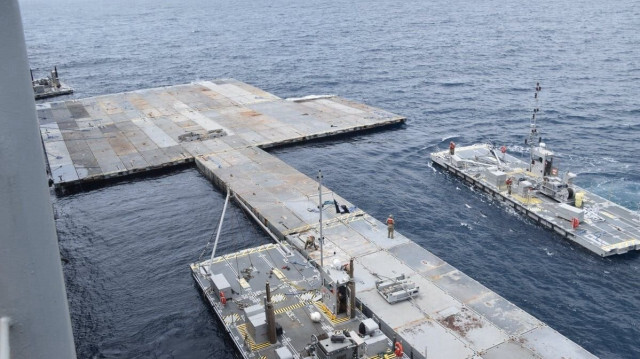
[219,291,227,305]
[571,218,579,229]
[500,145,507,154]
[395,341,404,357]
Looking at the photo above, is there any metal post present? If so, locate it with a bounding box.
[528,83,542,172]
[317,170,324,283]
[348,258,356,319]
[0,1,76,358]
[210,188,231,261]
[265,282,277,344]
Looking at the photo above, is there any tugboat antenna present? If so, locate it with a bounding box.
[527,82,542,170]
[317,170,324,287]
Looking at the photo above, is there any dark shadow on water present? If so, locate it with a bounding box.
[262,121,407,151]
[53,162,194,197]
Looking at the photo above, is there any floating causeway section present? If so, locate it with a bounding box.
[432,145,640,257]
[196,144,595,359]
[39,80,595,358]
[37,79,403,191]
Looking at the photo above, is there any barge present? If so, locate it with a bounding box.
[191,186,413,359]
[431,84,640,256]
[31,66,73,100]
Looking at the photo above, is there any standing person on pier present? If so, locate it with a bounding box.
[387,214,395,239]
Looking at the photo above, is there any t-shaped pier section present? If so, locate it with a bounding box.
[38,79,403,191]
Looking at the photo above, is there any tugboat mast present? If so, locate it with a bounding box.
[527,82,542,171]
[317,170,324,286]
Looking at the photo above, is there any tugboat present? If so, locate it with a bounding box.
[431,83,640,256]
[31,66,73,100]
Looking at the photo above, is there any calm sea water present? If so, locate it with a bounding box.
[20,0,640,357]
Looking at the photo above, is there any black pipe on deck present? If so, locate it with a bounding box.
[265,282,277,344]
[348,257,356,319]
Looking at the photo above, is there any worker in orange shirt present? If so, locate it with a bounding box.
[387,214,395,239]
[506,177,513,195]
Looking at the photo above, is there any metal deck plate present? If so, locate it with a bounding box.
[39,79,404,190]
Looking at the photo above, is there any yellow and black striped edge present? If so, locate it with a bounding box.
[236,323,271,352]
[274,300,310,315]
[313,301,350,324]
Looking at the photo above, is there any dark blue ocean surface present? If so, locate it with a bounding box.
[20,0,640,357]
